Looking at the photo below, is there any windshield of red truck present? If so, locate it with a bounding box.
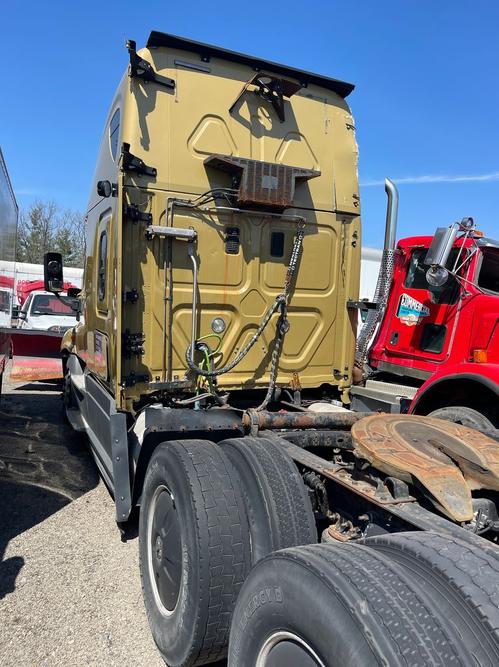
[30,294,75,316]
[478,248,499,294]
[404,248,462,304]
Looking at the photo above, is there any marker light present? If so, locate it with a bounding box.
[211,317,226,334]
[472,349,488,363]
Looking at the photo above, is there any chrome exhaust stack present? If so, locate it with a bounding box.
[355,178,399,375]
[384,177,399,251]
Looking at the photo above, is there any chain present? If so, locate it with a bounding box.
[185,221,306,401]
[255,222,305,410]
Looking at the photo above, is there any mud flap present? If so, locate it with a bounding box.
[67,355,132,522]
[83,374,131,522]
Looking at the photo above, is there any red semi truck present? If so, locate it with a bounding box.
[352,205,499,430]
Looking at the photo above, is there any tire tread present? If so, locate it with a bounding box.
[365,531,499,665]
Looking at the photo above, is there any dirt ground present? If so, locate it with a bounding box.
[0,365,166,666]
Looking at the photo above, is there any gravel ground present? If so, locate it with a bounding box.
[0,366,164,666]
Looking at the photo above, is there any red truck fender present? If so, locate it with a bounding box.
[409,362,499,424]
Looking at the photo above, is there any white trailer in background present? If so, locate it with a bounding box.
[0,148,18,396]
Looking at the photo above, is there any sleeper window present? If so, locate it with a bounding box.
[109,109,120,161]
[98,231,108,302]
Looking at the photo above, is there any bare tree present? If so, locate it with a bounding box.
[17,201,85,268]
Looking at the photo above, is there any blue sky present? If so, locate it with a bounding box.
[2,1,498,246]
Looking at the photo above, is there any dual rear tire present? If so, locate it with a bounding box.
[139,439,251,667]
[139,437,499,667]
[138,437,316,666]
[228,532,499,666]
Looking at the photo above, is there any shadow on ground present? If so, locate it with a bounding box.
[0,376,99,599]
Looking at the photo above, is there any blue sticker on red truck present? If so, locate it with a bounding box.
[396,293,430,326]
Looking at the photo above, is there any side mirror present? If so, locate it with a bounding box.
[425,227,457,268]
[17,310,27,320]
[97,180,116,197]
[424,226,457,287]
[67,287,81,298]
[44,252,64,293]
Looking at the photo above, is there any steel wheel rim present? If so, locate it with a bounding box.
[147,484,183,617]
[256,631,326,667]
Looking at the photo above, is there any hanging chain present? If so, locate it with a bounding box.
[185,220,306,404]
[255,221,305,410]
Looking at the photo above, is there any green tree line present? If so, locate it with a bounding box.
[16,201,85,268]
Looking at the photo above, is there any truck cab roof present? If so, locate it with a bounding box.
[146,31,355,98]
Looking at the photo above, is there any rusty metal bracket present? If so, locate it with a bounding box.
[274,435,414,507]
[245,408,261,436]
[205,154,320,212]
[326,516,361,542]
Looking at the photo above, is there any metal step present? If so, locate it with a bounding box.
[351,379,418,413]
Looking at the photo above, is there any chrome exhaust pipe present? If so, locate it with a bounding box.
[355,178,399,374]
[384,177,399,250]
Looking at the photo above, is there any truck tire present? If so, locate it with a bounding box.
[364,531,499,666]
[228,543,462,666]
[428,405,496,430]
[219,436,316,564]
[139,439,251,667]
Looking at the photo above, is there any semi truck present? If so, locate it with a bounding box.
[0,148,18,398]
[45,33,499,667]
[352,207,499,430]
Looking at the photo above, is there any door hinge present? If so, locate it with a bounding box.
[121,143,157,178]
[122,329,145,357]
[123,289,139,303]
[126,40,175,90]
[124,203,152,225]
